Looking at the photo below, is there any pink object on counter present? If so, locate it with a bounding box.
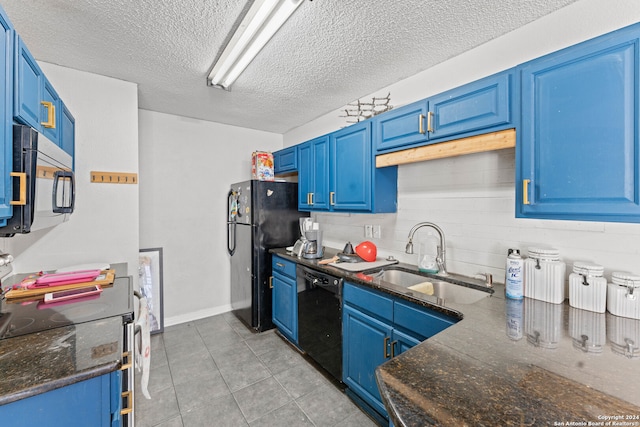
[24,269,102,289]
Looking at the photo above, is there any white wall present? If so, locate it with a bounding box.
[138,110,282,326]
[285,0,640,282]
[2,64,140,280]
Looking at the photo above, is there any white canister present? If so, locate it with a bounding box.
[607,272,640,320]
[524,247,566,304]
[569,261,607,313]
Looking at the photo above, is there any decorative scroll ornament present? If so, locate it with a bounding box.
[340,93,393,126]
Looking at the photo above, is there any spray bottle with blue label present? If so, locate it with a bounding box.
[505,248,524,299]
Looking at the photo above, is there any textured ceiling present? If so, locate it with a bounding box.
[1,0,579,134]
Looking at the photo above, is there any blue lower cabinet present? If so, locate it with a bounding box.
[342,303,392,419]
[342,282,458,423]
[272,273,297,343]
[271,255,298,344]
[0,371,123,427]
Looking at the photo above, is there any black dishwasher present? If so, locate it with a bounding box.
[297,265,343,382]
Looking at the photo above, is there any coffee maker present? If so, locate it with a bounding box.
[302,230,324,259]
[291,218,312,257]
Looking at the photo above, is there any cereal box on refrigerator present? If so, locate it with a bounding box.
[252,151,274,181]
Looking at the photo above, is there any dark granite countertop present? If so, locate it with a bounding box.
[0,315,124,405]
[271,248,640,426]
[0,264,131,406]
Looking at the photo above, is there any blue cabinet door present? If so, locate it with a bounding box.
[0,371,122,427]
[518,24,640,222]
[272,273,296,342]
[374,100,428,152]
[14,36,68,149]
[14,35,42,131]
[297,141,313,210]
[330,121,372,211]
[0,5,13,225]
[373,70,514,154]
[428,70,512,140]
[41,76,61,144]
[274,146,297,174]
[298,135,329,210]
[342,303,391,418]
[61,102,75,159]
[272,256,298,344]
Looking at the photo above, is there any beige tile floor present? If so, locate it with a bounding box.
[134,312,379,427]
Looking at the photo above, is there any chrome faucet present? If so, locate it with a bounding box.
[405,222,448,276]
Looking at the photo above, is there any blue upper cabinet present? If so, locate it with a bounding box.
[60,102,75,159]
[0,5,13,225]
[14,35,43,131]
[41,75,61,144]
[330,121,372,211]
[298,134,330,210]
[298,121,397,213]
[374,70,514,153]
[374,100,428,152]
[517,23,640,222]
[429,71,512,140]
[14,33,73,154]
[273,146,297,175]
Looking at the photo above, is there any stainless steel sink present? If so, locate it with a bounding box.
[366,267,493,305]
[375,269,432,287]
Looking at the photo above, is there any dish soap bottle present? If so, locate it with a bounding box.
[418,231,439,273]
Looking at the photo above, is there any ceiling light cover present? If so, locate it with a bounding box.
[208,0,304,90]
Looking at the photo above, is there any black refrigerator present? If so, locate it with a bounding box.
[227,180,307,332]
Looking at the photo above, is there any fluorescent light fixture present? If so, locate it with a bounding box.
[208,0,304,90]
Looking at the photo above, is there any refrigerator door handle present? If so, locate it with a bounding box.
[227,222,236,256]
[227,190,237,256]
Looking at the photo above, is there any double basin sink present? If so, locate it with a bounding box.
[359,266,494,306]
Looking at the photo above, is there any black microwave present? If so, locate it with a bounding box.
[0,124,75,237]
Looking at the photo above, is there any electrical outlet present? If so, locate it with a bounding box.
[364,225,373,238]
[373,225,382,238]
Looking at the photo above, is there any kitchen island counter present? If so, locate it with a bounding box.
[271,248,640,426]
